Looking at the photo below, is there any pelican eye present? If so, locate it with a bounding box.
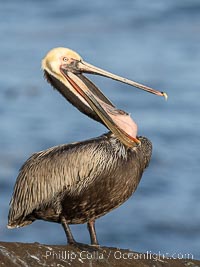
[63,57,68,62]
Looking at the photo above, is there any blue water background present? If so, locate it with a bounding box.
[0,0,200,259]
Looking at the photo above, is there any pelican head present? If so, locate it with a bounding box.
[42,47,167,148]
[42,48,82,82]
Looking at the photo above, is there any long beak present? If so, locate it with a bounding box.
[60,58,167,147]
[77,60,168,100]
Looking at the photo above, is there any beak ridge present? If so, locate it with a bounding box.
[77,61,167,99]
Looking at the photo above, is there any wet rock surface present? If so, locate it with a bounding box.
[0,242,199,267]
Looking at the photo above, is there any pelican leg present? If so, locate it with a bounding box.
[87,220,99,246]
[61,216,76,244]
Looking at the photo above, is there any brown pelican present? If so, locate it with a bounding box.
[8,48,167,246]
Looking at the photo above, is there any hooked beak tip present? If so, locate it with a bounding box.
[162,92,168,101]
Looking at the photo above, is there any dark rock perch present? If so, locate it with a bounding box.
[0,242,199,267]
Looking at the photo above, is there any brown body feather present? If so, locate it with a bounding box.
[8,132,152,228]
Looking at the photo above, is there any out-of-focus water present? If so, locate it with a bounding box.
[1,0,200,259]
